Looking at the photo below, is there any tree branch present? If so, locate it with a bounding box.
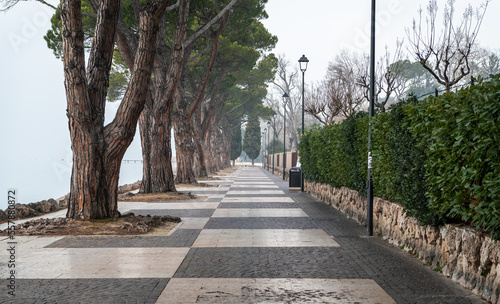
[183,0,238,48]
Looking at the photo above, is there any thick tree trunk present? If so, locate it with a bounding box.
[205,131,216,174]
[66,129,108,218]
[62,0,120,219]
[174,112,198,184]
[221,128,231,168]
[194,133,208,178]
[62,0,171,219]
[139,101,176,193]
[193,108,208,178]
[117,0,189,194]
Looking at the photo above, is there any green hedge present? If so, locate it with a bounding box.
[371,96,440,226]
[406,76,500,239]
[300,75,500,239]
[300,112,368,194]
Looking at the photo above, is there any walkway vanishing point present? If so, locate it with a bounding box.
[0,167,486,303]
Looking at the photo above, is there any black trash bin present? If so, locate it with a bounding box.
[289,167,302,188]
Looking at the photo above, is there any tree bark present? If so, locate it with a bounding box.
[62,0,171,219]
[173,89,198,183]
[114,0,189,194]
[139,94,176,193]
[174,13,230,183]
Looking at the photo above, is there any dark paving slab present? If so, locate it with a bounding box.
[335,235,485,304]
[204,197,223,202]
[45,229,201,248]
[218,202,298,209]
[127,209,215,218]
[174,247,367,279]
[204,217,316,229]
[0,278,168,304]
[259,168,486,304]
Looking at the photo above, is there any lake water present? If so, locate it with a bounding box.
[0,158,146,211]
[0,100,177,212]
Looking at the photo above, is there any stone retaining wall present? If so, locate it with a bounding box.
[304,180,500,304]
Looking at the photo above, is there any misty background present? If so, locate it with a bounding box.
[1,0,499,210]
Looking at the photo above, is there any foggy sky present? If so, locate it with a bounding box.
[1,0,499,207]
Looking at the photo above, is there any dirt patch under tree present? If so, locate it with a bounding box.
[1,213,181,236]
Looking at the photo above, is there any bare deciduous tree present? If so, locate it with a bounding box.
[406,0,490,92]
[304,80,340,126]
[357,41,407,112]
[305,51,364,125]
[328,53,365,118]
[270,55,301,151]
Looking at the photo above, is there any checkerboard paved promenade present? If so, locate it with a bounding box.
[0,167,486,303]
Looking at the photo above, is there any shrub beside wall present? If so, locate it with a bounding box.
[371,97,440,227]
[299,75,500,240]
[406,77,500,240]
[300,112,368,194]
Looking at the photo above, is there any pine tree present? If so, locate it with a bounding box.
[242,116,261,166]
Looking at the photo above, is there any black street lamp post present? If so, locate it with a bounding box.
[263,128,267,168]
[298,54,309,191]
[272,112,276,174]
[367,0,376,236]
[261,131,265,168]
[267,121,271,170]
[282,93,289,180]
[298,55,309,135]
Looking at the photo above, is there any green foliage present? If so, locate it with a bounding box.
[391,59,441,98]
[44,0,96,59]
[268,138,284,154]
[299,112,368,194]
[371,96,440,226]
[242,116,261,161]
[406,75,500,239]
[107,51,130,102]
[300,75,500,240]
[230,124,242,161]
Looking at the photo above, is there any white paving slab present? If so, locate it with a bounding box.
[176,188,229,192]
[192,229,339,247]
[229,185,279,188]
[211,208,307,218]
[124,202,219,210]
[226,190,284,195]
[157,278,396,304]
[221,197,294,203]
[0,245,190,279]
[233,182,275,185]
[178,217,210,229]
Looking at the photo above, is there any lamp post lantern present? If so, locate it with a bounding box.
[282,93,289,180]
[298,55,308,136]
[298,54,309,191]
